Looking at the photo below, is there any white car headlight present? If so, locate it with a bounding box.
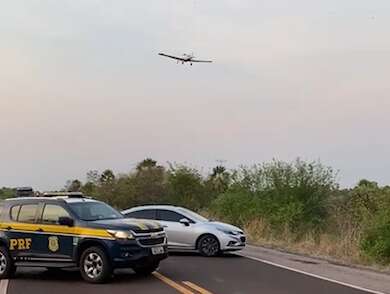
[218,228,240,236]
[107,230,134,240]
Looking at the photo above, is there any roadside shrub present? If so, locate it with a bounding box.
[166,164,210,210]
[211,159,337,236]
[210,191,258,226]
[264,160,337,233]
[0,187,15,199]
[361,206,390,263]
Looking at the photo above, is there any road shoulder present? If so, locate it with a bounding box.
[239,245,390,294]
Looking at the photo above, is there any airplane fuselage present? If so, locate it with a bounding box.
[178,56,194,65]
[159,52,211,65]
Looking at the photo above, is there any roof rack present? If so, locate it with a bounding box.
[41,192,85,198]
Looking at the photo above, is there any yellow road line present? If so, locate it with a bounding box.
[153,272,195,294]
[183,281,214,294]
[0,279,9,294]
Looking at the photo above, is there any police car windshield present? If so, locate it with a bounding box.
[68,201,123,221]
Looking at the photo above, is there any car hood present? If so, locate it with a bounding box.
[87,218,163,233]
[207,221,244,233]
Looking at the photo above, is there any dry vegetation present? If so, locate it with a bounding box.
[244,219,364,266]
[4,158,389,269]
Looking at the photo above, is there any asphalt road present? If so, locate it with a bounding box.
[1,253,383,294]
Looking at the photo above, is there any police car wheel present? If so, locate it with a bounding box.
[198,235,220,257]
[0,246,15,279]
[132,261,159,276]
[80,247,111,283]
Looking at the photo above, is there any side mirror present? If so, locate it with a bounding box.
[179,218,190,226]
[58,216,74,227]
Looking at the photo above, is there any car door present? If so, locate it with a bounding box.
[34,203,75,261]
[6,203,40,259]
[156,209,196,249]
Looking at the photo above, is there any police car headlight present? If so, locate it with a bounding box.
[107,230,134,240]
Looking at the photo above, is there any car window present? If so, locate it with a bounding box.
[177,208,208,222]
[156,209,185,222]
[125,209,156,220]
[68,201,123,221]
[10,205,21,221]
[41,204,70,225]
[18,204,38,223]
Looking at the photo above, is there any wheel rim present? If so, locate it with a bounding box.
[200,237,219,256]
[0,252,7,275]
[83,252,103,279]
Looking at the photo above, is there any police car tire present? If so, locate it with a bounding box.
[0,246,16,279]
[132,261,159,276]
[80,246,112,283]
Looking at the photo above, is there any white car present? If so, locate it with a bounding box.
[122,205,246,257]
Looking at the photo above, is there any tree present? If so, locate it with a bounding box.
[82,181,97,196]
[66,180,82,192]
[349,179,382,220]
[133,159,167,205]
[136,158,158,172]
[100,169,115,185]
[206,165,231,195]
[167,165,208,210]
[86,170,100,184]
[97,169,116,205]
[112,175,137,209]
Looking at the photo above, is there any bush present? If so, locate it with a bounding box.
[0,188,15,199]
[361,204,390,263]
[210,191,258,226]
[166,165,210,210]
[211,159,337,235]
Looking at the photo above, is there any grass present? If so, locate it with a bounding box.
[243,218,390,272]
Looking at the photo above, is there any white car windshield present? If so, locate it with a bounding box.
[178,208,209,222]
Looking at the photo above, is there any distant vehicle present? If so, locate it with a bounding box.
[122,205,246,257]
[0,193,167,283]
[15,187,34,198]
[159,52,213,65]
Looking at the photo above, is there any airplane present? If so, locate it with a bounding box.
[158,52,213,65]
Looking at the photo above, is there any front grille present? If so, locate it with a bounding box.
[138,237,165,246]
[240,236,246,243]
[132,228,164,234]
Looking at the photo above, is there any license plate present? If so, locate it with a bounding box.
[151,246,164,255]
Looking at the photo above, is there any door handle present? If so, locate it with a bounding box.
[36,228,44,232]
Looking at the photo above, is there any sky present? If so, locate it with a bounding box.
[1,0,390,190]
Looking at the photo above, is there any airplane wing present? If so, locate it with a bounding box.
[159,53,186,61]
[191,59,213,63]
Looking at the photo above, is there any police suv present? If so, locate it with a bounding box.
[0,192,168,283]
